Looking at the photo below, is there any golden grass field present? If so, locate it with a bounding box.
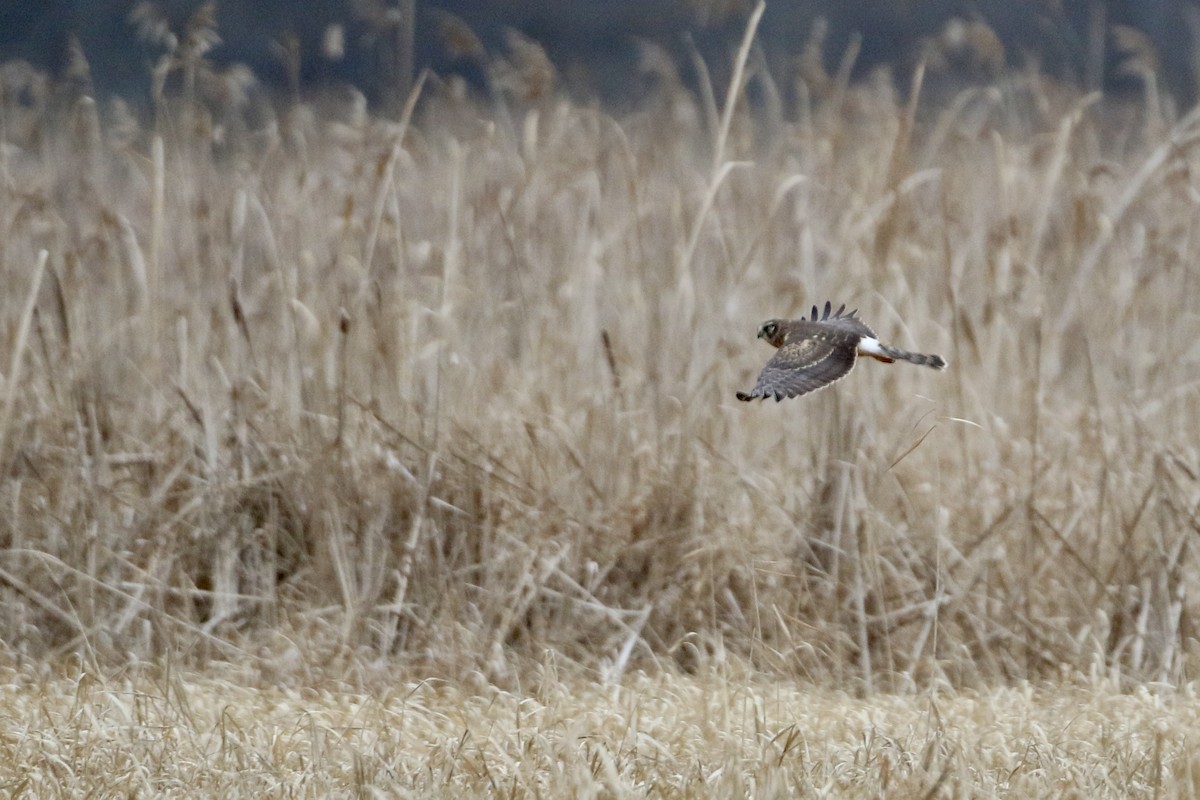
[2,666,1198,797]
[1,10,1200,795]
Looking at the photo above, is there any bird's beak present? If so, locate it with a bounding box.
[756,328,764,339]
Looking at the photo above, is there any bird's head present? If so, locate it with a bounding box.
[756,319,786,348]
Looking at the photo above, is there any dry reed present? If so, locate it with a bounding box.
[0,10,1199,793]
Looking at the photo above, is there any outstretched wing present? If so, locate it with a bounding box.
[810,301,877,338]
[736,336,858,401]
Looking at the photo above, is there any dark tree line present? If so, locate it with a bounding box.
[1,1,1197,109]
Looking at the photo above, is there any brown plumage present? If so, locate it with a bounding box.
[736,302,947,402]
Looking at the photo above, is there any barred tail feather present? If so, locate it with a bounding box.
[859,337,947,369]
[879,343,946,369]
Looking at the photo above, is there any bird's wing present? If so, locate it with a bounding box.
[811,301,877,339]
[736,336,857,401]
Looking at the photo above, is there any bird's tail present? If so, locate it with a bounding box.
[876,343,946,369]
[857,336,946,368]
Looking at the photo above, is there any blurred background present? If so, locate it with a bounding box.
[1,0,1198,111]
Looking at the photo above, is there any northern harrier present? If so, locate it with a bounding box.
[736,302,946,402]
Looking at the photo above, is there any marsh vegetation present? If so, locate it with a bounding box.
[1,8,1199,795]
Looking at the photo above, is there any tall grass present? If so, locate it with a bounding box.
[0,27,1198,695]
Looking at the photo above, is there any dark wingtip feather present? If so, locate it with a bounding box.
[823,300,832,319]
[736,391,753,401]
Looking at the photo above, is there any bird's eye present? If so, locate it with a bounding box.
[764,323,777,336]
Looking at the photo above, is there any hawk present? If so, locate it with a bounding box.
[736,301,946,402]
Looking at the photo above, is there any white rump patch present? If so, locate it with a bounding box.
[857,337,886,356]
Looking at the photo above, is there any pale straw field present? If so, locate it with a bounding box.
[0,7,1199,796]
[1,666,1198,797]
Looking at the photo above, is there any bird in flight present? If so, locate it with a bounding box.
[736,301,946,402]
